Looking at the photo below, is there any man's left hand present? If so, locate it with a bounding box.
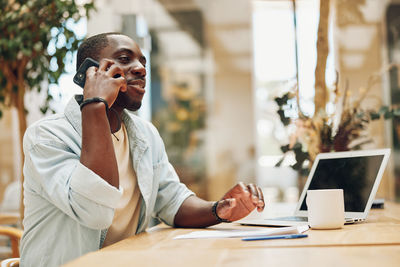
[216,182,265,222]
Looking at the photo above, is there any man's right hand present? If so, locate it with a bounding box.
[83,59,127,108]
[80,59,124,189]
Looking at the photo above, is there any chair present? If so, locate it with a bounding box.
[0,181,22,265]
[0,258,19,267]
[0,215,19,227]
[0,226,22,267]
[0,227,22,258]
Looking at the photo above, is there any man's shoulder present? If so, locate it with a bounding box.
[24,113,77,148]
[26,113,69,133]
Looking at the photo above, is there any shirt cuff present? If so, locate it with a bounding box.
[165,190,195,226]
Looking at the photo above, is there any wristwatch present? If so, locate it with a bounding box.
[211,201,231,223]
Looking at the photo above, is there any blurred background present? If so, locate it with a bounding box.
[1,2,400,254]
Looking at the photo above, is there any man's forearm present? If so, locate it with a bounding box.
[80,102,119,188]
[173,196,219,228]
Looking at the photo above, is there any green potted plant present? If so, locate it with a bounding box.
[0,0,95,222]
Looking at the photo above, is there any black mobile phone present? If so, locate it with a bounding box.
[73,57,99,88]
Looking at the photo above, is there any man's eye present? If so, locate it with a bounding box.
[118,56,130,62]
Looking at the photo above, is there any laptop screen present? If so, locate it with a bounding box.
[299,155,385,212]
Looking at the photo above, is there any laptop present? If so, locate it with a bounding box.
[240,148,391,226]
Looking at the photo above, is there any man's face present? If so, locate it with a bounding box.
[98,34,147,111]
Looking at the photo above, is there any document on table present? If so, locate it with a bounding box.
[173,225,309,240]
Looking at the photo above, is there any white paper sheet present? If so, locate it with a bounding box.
[173,225,309,240]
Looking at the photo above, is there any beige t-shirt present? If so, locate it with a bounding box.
[102,123,142,247]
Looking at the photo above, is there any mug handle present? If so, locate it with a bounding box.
[305,193,309,208]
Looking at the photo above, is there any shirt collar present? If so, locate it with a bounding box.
[64,95,148,151]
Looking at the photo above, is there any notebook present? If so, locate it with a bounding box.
[239,148,391,226]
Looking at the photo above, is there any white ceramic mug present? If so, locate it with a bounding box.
[306,189,345,229]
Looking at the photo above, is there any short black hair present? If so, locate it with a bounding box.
[76,32,124,71]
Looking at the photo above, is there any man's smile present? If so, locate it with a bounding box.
[126,78,146,94]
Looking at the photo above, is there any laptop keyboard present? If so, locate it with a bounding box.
[268,216,363,224]
[271,216,308,222]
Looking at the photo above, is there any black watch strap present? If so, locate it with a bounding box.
[80,97,109,111]
[212,201,231,223]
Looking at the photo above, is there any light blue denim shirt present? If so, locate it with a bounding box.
[20,96,194,267]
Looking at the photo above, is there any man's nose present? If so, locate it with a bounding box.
[129,60,146,77]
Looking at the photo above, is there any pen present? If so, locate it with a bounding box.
[242,234,308,241]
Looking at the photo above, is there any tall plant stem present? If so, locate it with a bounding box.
[314,0,330,115]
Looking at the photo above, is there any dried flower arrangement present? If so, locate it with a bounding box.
[275,65,400,171]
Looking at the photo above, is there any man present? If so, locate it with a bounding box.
[20,32,265,267]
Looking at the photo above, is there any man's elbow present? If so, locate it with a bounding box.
[69,201,115,230]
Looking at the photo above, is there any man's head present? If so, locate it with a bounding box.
[77,32,117,71]
[77,32,147,111]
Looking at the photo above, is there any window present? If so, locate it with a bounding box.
[252,0,335,198]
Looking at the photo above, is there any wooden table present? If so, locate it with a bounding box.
[64,202,400,267]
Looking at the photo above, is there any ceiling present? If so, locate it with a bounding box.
[142,0,253,73]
